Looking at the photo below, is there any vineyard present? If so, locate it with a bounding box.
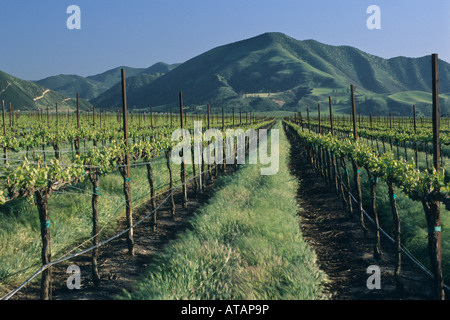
[283,54,449,300]
[1,52,449,301]
[0,69,275,300]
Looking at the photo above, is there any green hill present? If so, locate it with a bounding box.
[34,63,180,103]
[140,62,180,75]
[0,70,92,112]
[92,32,450,116]
[4,33,449,116]
[89,62,179,109]
[90,72,166,110]
[34,66,146,100]
[35,74,109,100]
[86,66,146,89]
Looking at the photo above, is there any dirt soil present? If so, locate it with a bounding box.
[286,128,444,300]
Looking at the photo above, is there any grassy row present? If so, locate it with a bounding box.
[121,121,326,300]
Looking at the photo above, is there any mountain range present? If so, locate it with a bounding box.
[1,32,449,116]
[0,69,92,112]
[34,63,179,101]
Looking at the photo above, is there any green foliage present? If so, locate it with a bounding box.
[2,158,83,196]
[285,121,449,202]
[121,122,326,300]
[286,118,450,285]
[0,110,274,295]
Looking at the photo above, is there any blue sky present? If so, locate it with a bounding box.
[1,0,449,80]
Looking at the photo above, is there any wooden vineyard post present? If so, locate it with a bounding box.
[191,110,199,195]
[305,107,316,169]
[165,146,176,217]
[299,112,304,132]
[179,92,188,208]
[35,188,52,300]
[395,114,400,158]
[317,103,323,177]
[422,54,445,300]
[2,100,7,164]
[368,169,382,262]
[318,102,322,135]
[222,107,226,175]
[76,93,81,156]
[46,106,49,128]
[432,55,440,174]
[413,105,419,169]
[329,97,334,137]
[120,69,134,256]
[389,113,393,151]
[318,102,326,179]
[367,112,382,260]
[42,106,49,161]
[207,104,212,181]
[92,106,98,147]
[388,181,404,294]
[56,103,59,127]
[53,103,61,160]
[307,108,311,133]
[351,85,357,140]
[329,97,339,194]
[146,159,158,229]
[196,111,202,188]
[90,174,101,286]
[150,106,153,131]
[209,105,218,179]
[11,103,14,127]
[351,85,368,237]
[232,107,235,128]
[9,102,13,128]
[92,105,96,127]
[191,133,199,194]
